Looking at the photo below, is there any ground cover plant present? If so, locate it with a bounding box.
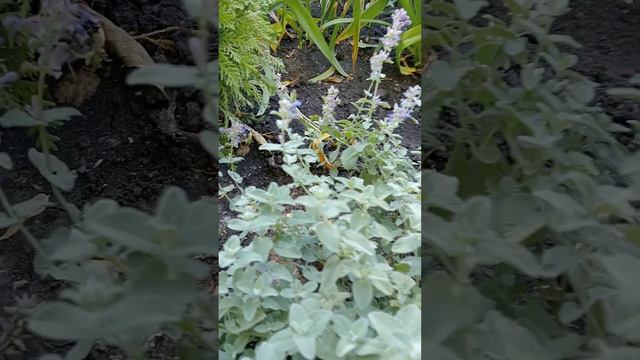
[0,0,216,358]
[220,0,422,164]
[425,0,640,358]
[218,9,421,359]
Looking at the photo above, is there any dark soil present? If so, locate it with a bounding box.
[219,35,422,241]
[0,1,215,359]
[554,1,640,128]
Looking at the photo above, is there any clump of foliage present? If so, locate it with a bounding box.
[219,10,421,359]
[0,0,217,358]
[1,0,110,150]
[425,0,640,358]
[271,0,422,80]
[219,0,284,124]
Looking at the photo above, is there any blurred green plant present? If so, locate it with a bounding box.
[0,0,218,358]
[0,0,38,111]
[425,0,640,358]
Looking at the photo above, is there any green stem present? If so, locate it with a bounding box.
[0,185,52,267]
[34,60,77,223]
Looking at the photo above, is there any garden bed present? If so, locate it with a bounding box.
[425,0,640,171]
[0,1,215,358]
[219,36,421,238]
[424,0,640,357]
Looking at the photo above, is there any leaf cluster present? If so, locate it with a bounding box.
[272,0,422,79]
[219,0,284,123]
[425,0,640,358]
[0,1,218,358]
[219,71,421,359]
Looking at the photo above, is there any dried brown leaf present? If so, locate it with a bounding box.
[81,4,167,98]
[281,74,301,88]
[0,225,19,240]
[81,4,154,67]
[55,67,100,106]
[250,129,267,145]
[236,144,251,156]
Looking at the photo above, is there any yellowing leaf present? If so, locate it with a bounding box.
[55,67,101,106]
[250,129,267,145]
[92,10,155,68]
[311,133,336,170]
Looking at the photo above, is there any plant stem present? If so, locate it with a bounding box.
[34,57,77,223]
[0,185,52,267]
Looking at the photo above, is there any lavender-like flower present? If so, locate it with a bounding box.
[5,0,103,76]
[272,98,302,143]
[400,85,421,109]
[322,86,341,123]
[386,104,412,124]
[280,99,302,120]
[370,94,385,108]
[392,8,412,30]
[222,121,251,147]
[367,9,412,81]
[369,50,390,81]
[273,98,302,131]
[382,9,411,51]
[385,85,421,126]
[274,73,285,91]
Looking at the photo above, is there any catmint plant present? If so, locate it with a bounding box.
[219,9,421,360]
[425,0,640,358]
[321,86,341,124]
[221,121,251,147]
[1,0,218,358]
[268,8,420,180]
[0,0,89,228]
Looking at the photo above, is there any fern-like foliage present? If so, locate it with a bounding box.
[219,0,283,125]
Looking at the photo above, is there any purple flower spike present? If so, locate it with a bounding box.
[381,9,412,51]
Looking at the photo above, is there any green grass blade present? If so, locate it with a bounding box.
[309,66,336,83]
[395,24,421,74]
[320,0,337,24]
[340,0,353,18]
[320,18,389,31]
[398,0,419,23]
[285,0,348,76]
[337,0,388,42]
[351,0,363,73]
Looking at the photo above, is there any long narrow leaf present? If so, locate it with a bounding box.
[310,66,337,83]
[398,0,419,23]
[340,0,353,17]
[351,0,363,73]
[395,24,421,75]
[336,0,388,43]
[320,18,389,31]
[285,0,348,76]
[396,25,422,63]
